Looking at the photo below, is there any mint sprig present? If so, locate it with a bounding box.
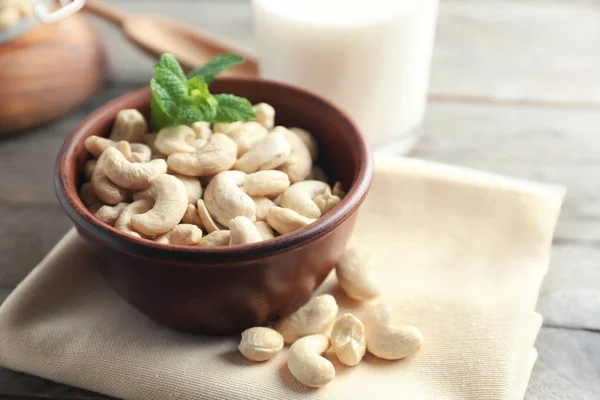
[187,53,244,84]
[150,53,256,130]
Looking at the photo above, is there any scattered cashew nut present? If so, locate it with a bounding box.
[332,181,346,198]
[167,133,237,176]
[280,180,330,219]
[287,334,335,388]
[94,202,128,226]
[266,207,316,235]
[130,143,152,162]
[276,127,312,183]
[130,174,188,235]
[229,216,263,245]
[336,247,380,301]
[275,294,338,344]
[196,230,231,247]
[242,170,290,197]
[330,314,366,367]
[102,147,168,190]
[204,171,256,227]
[155,224,203,245]
[253,103,275,130]
[115,199,153,238]
[363,303,424,360]
[239,327,284,362]
[213,121,242,135]
[233,130,291,173]
[109,109,147,143]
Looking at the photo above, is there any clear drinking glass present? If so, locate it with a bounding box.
[252,0,439,153]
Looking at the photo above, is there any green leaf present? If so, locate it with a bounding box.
[150,85,175,130]
[213,94,256,123]
[187,54,245,84]
[187,76,218,121]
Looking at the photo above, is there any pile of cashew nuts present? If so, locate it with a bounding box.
[238,247,425,388]
[79,103,347,246]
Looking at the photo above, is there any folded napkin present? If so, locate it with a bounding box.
[0,154,565,400]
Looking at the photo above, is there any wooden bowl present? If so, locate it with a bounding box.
[0,13,105,136]
[54,79,373,335]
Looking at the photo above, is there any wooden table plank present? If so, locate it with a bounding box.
[92,0,600,105]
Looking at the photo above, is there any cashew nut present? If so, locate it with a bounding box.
[130,143,152,162]
[253,197,276,221]
[154,125,197,155]
[229,216,263,245]
[276,127,312,183]
[266,207,316,235]
[155,224,203,245]
[239,327,284,362]
[102,147,168,190]
[336,247,380,301]
[167,133,237,176]
[363,303,424,360]
[94,202,128,226]
[309,165,328,183]
[192,121,212,140]
[313,187,341,215]
[272,194,282,206]
[253,103,275,130]
[130,174,188,235]
[242,170,290,197]
[84,159,97,180]
[204,171,256,227]
[226,122,268,156]
[196,230,231,247]
[197,199,223,233]
[181,204,204,228]
[213,121,242,135]
[109,109,147,143]
[84,136,117,158]
[330,314,366,367]
[171,173,202,204]
[287,335,335,388]
[280,181,331,219]
[85,136,145,162]
[332,181,346,199]
[143,132,160,154]
[91,150,128,205]
[233,130,291,173]
[290,127,318,161]
[275,294,339,344]
[115,199,153,238]
[79,182,100,208]
[255,221,275,240]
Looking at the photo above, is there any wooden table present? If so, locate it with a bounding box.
[1,0,599,398]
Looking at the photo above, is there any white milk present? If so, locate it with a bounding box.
[253,0,439,151]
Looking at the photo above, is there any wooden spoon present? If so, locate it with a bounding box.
[84,0,259,77]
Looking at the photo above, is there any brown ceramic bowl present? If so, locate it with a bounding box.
[55,78,373,335]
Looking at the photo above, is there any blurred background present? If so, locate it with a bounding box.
[0,0,599,398]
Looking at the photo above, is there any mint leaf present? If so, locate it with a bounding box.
[150,85,175,129]
[187,54,244,84]
[213,94,256,123]
[188,76,218,121]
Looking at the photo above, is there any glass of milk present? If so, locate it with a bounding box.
[252,0,439,153]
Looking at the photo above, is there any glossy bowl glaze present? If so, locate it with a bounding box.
[55,78,373,335]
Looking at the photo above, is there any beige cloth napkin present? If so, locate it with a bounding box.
[0,154,565,400]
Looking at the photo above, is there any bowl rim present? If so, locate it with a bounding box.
[55,77,374,264]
